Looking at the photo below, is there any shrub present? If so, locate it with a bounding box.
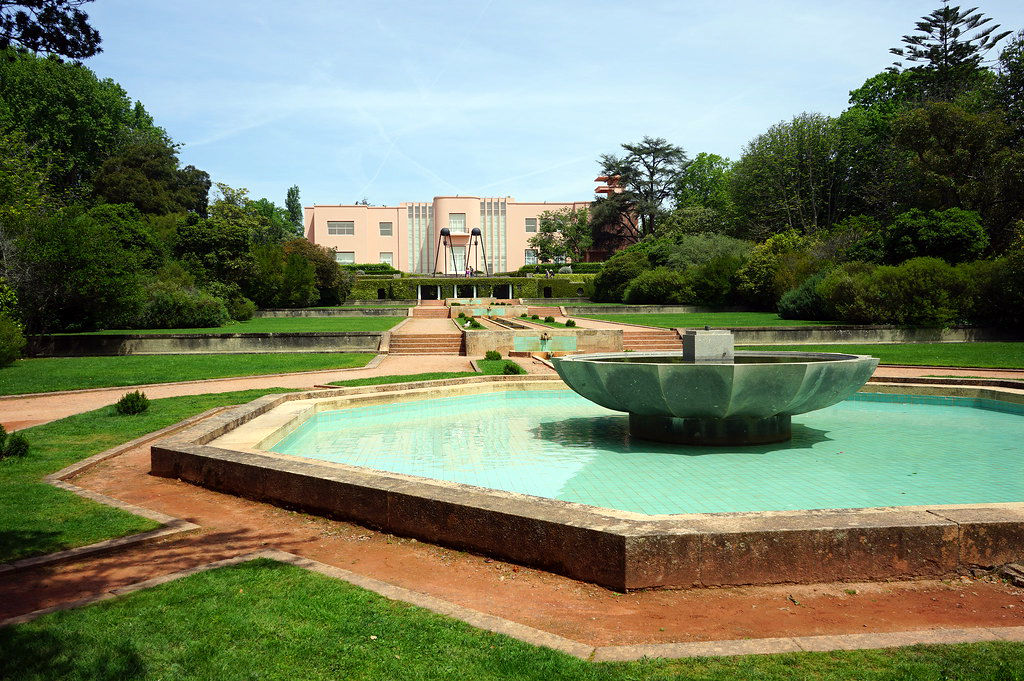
[4,433,28,458]
[883,208,988,265]
[685,255,744,307]
[565,319,576,327]
[0,316,26,367]
[777,271,832,320]
[592,250,648,302]
[558,266,572,274]
[735,231,813,309]
[502,361,526,375]
[544,315,555,323]
[532,314,540,319]
[623,268,693,305]
[141,280,230,329]
[484,350,501,361]
[227,296,257,321]
[457,312,466,319]
[520,313,528,318]
[115,390,150,415]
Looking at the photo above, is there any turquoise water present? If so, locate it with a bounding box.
[269,390,1024,515]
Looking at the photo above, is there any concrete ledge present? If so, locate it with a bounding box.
[28,332,385,357]
[256,308,411,317]
[149,380,1024,591]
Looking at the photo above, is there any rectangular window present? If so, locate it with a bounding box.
[335,251,355,264]
[525,249,538,265]
[525,217,537,233]
[379,252,393,265]
[379,221,393,236]
[449,213,466,232]
[327,221,354,235]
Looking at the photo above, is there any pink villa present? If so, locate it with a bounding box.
[304,196,589,275]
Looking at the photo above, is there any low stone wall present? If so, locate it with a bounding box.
[732,325,1016,345]
[29,332,382,356]
[149,380,1024,591]
[255,308,409,318]
[463,328,622,356]
[568,305,747,315]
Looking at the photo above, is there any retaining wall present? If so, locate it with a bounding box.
[463,328,621,356]
[29,332,382,356]
[255,308,410,318]
[731,326,1017,345]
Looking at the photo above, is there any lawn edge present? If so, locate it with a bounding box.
[0,405,234,573]
[3,550,1022,660]
[0,353,382,400]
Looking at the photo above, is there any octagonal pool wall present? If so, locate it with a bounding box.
[149,376,1024,591]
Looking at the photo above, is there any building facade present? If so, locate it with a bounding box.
[304,196,589,274]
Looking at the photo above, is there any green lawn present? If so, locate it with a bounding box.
[0,353,375,396]
[740,343,1024,369]
[327,362,526,388]
[520,316,573,328]
[2,559,1022,680]
[580,312,838,328]
[66,316,404,335]
[0,389,292,563]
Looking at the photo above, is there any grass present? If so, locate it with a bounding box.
[0,353,376,396]
[0,389,293,563]
[580,312,838,328]
[2,559,1022,680]
[62,316,404,335]
[740,342,1024,369]
[521,316,573,328]
[328,362,527,388]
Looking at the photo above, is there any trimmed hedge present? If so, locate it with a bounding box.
[351,275,595,300]
[341,263,400,274]
[516,262,604,275]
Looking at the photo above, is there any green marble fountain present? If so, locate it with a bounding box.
[551,329,878,445]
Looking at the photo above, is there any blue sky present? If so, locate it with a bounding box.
[84,0,1024,208]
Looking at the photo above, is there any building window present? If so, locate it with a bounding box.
[335,251,355,264]
[525,217,537,233]
[449,213,466,232]
[327,221,354,235]
[525,249,538,265]
[379,221,392,236]
[379,252,393,265]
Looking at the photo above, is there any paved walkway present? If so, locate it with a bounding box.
[0,353,553,431]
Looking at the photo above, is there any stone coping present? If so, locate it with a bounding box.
[5,550,1022,658]
[150,379,1024,591]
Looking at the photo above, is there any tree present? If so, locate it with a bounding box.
[730,113,854,239]
[92,140,211,216]
[285,184,303,235]
[598,136,689,239]
[674,152,733,216]
[0,0,101,59]
[994,30,1024,141]
[889,2,1011,101]
[527,207,590,263]
[0,50,165,191]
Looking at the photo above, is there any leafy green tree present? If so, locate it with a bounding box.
[92,140,210,216]
[285,184,303,235]
[282,237,352,305]
[0,0,101,59]
[0,130,51,222]
[598,136,689,239]
[591,249,648,302]
[674,152,733,216]
[892,101,1024,247]
[249,197,293,244]
[527,207,590,263]
[889,2,1011,101]
[0,49,165,191]
[730,113,853,239]
[994,30,1024,141]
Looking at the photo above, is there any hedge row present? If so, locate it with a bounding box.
[351,275,595,300]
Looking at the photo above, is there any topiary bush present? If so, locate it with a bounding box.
[531,314,540,319]
[115,390,150,415]
[502,361,526,375]
[520,313,528,318]
[484,350,501,360]
[558,266,572,274]
[623,267,693,305]
[565,319,576,327]
[0,316,26,367]
[544,315,555,323]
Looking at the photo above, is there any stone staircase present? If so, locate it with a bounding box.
[411,306,451,318]
[388,333,464,355]
[527,306,562,317]
[622,328,684,352]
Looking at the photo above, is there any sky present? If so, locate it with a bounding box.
[83,0,1024,208]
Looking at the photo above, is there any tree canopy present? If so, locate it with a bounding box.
[0,0,101,59]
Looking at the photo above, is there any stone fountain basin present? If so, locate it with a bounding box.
[551,351,880,420]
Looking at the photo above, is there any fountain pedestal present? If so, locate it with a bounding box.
[629,413,792,445]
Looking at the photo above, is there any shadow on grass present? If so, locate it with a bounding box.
[0,530,66,564]
[0,626,146,680]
